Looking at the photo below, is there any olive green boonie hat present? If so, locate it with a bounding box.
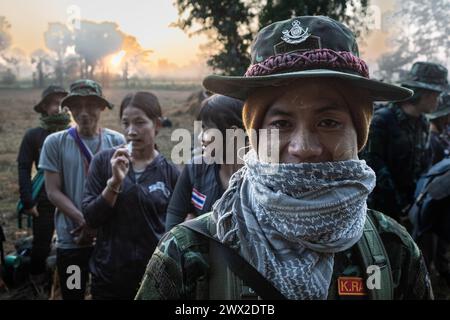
[61,79,113,109]
[401,62,448,93]
[34,85,68,113]
[203,16,413,102]
[426,92,450,120]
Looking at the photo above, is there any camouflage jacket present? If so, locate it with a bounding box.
[135,210,433,300]
[361,103,430,220]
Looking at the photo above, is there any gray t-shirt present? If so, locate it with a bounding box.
[39,128,126,249]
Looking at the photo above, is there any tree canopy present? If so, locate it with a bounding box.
[377,0,449,82]
[173,0,370,75]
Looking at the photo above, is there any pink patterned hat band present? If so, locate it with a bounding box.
[244,48,370,79]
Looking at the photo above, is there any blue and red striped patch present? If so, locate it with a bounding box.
[191,188,207,210]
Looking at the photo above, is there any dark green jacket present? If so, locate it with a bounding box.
[362,103,429,220]
[135,210,433,300]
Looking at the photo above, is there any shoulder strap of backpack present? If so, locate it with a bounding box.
[182,217,286,300]
[356,215,394,300]
[68,126,94,164]
[184,214,394,300]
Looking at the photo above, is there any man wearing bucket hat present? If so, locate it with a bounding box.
[39,79,125,299]
[137,16,432,300]
[17,85,70,297]
[363,62,448,222]
[427,92,450,166]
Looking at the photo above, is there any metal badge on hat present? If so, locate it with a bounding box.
[281,20,310,44]
[274,20,319,55]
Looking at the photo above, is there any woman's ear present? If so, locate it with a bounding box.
[155,117,163,135]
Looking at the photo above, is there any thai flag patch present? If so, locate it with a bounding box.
[191,188,207,210]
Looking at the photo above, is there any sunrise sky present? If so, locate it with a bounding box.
[1,0,208,64]
[0,0,399,75]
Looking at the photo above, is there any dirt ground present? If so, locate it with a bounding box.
[0,87,449,300]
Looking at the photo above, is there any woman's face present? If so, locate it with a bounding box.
[260,79,359,164]
[198,121,222,160]
[198,122,217,150]
[121,106,159,152]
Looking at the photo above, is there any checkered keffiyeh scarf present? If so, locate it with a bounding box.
[213,150,376,299]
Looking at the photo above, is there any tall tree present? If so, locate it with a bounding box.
[73,21,124,79]
[377,0,450,82]
[44,23,74,85]
[0,16,12,52]
[44,20,144,81]
[2,47,27,79]
[173,0,254,76]
[121,35,153,86]
[173,0,370,75]
[258,0,369,37]
[31,49,53,88]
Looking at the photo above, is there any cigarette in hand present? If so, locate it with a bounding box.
[126,142,133,155]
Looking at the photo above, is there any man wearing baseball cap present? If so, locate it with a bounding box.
[363,62,448,222]
[17,85,70,297]
[39,79,125,300]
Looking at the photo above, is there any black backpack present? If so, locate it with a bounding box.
[1,235,33,288]
[409,158,450,242]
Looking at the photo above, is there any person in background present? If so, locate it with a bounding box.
[165,94,245,232]
[39,79,125,300]
[362,62,448,222]
[17,85,70,297]
[409,92,450,288]
[82,91,179,299]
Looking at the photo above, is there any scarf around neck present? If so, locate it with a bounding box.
[40,112,71,132]
[213,149,376,299]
